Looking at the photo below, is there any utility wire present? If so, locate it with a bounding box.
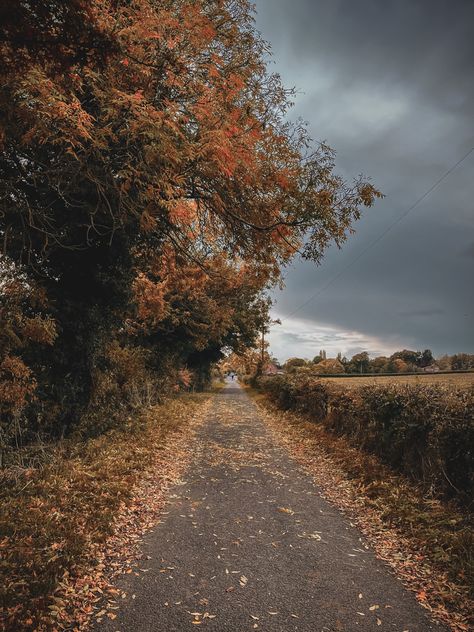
[280,147,474,321]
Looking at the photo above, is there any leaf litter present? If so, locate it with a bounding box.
[2,396,213,631]
[252,391,473,632]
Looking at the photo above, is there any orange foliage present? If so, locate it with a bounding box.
[133,273,167,326]
[1,0,380,269]
[130,245,270,356]
[0,0,381,444]
[0,356,36,413]
[0,257,56,419]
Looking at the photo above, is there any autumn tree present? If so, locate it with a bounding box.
[130,246,273,388]
[436,354,452,371]
[450,353,474,371]
[389,358,409,373]
[0,0,380,433]
[390,349,419,367]
[284,358,308,372]
[369,356,389,373]
[312,358,345,374]
[347,352,370,374]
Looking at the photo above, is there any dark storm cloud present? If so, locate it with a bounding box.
[398,309,445,318]
[254,0,474,360]
[464,243,474,259]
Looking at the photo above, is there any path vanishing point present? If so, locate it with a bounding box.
[100,381,447,632]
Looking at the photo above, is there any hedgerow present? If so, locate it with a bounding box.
[257,374,474,506]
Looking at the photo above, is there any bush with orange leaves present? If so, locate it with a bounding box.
[0,256,57,464]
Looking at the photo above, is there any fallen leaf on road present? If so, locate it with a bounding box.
[299,532,321,541]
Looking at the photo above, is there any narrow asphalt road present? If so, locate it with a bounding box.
[100,381,447,632]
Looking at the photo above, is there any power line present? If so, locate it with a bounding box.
[280,147,474,321]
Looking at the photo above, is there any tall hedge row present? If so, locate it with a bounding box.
[258,374,474,507]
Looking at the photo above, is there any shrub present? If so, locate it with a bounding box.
[258,375,474,506]
[78,342,157,436]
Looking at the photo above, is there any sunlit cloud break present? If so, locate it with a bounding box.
[267,313,404,363]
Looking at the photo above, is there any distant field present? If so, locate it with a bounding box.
[320,372,474,389]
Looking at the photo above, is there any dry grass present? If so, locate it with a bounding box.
[320,372,474,389]
[0,393,211,631]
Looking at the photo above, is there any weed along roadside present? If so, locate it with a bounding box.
[0,394,212,631]
[246,376,473,631]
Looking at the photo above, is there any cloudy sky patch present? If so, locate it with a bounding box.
[267,315,403,363]
[254,0,474,361]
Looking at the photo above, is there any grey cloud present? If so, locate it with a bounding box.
[258,0,474,118]
[255,0,474,359]
[464,243,474,258]
[398,308,445,318]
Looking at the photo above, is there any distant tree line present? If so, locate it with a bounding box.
[282,349,474,375]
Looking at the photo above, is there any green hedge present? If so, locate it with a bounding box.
[257,375,474,506]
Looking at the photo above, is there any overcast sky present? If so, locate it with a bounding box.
[254,0,474,362]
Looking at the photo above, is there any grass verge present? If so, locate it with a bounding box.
[250,389,473,632]
[0,392,211,631]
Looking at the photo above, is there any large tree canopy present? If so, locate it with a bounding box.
[0,0,380,437]
[0,0,379,267]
